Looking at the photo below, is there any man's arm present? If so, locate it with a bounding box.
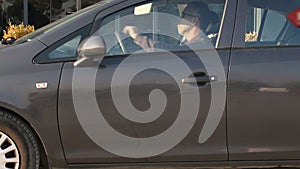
[123,26,187,51]
[123,26,156,51]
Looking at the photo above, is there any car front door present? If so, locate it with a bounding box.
[59,0,236,165]
[228,0,300,161]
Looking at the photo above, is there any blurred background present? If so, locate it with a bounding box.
[0,0,105,38]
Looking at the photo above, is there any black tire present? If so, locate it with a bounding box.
[0,110,40,169]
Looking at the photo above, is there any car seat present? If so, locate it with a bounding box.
[205,11,220,46]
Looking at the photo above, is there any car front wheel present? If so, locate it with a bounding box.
[0,110,40,169]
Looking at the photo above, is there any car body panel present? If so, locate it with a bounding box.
[0,39,67,167]
[228,0,300,161]
[228,47,300,161]
[57,0,234,164]
[58,49,230,164]
[0,0,299,168]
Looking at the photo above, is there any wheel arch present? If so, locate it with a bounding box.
[0,106,50,169]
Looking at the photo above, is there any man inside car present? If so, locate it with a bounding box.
[123,1,212,51]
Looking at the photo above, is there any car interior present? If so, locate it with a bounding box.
[246,0,300,47]
[98,0,225,55]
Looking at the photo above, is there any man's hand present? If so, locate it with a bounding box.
[123,25,157,52]
[123,26,139,39]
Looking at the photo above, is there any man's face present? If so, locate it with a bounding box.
[177,12,195,36]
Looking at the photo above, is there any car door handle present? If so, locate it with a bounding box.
[181,75,217,84]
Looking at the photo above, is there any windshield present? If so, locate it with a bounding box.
[15,0,111,44]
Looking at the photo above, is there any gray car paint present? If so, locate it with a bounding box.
[0,1,121,167]
[0,39,66,167]
[58,51,230,164]
[228,47,300,161]
[0,0,300,168]
[228,0,300,161]
[58,0,233,165]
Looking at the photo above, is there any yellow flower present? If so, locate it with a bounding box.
[245,32,258,42]
[3,22,35,40]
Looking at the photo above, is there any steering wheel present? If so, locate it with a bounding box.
[114,31,128,54]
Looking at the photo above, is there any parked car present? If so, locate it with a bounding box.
[0,0,300,169]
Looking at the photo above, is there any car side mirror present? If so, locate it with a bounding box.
[74,36,106,67]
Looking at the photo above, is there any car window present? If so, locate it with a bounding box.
[48,36,82,59]
[33,24,91,64]
[96,0,226,56]
[245,0,300,47]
